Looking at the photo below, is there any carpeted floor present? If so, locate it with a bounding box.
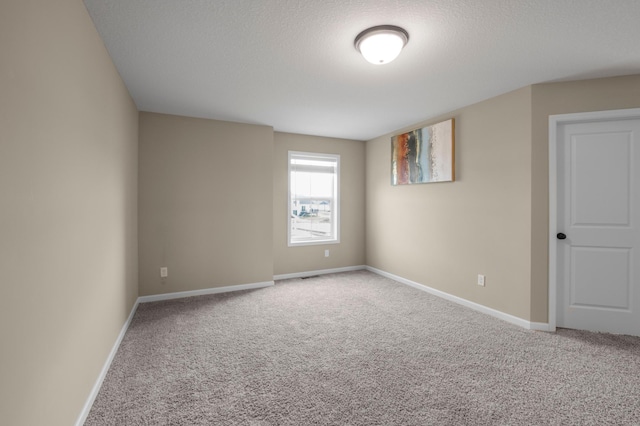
[85,271,640,425]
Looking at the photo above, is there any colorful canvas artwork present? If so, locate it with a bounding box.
[391,118,455,185]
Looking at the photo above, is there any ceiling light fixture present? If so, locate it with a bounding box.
[354,25,409,65]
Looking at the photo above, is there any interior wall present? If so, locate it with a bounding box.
[138,112,274,296]
[530,74,640,322]
[273,132,366,275]
[366,87,533,321]
[0,1,139,425]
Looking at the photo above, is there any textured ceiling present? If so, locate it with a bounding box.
[84,0,640,141]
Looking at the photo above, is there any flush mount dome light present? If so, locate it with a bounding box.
[354,25,409,65]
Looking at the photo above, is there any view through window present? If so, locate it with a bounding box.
[288,151,340,245]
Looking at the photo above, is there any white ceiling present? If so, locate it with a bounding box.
[84,0,640,141]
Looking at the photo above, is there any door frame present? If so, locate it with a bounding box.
[548,107,640,331]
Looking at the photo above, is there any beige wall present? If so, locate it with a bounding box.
[1,3,636,421]
[530,75,640,322]
[138,113,274,295]
[366,87,533,320]
[0,1,138,425]
[273,132,366,275]
[366,75,640,324]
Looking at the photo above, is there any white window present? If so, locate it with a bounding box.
[288,151,340,246]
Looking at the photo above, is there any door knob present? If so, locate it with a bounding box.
[557,233,567,240]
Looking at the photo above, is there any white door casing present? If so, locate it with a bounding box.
[549,108,640,337]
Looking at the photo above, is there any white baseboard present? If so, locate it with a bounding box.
[76,268,550,424]
[529,322,553,332]
[137,280,274,303]
[75,299,139,426]
[77,279,274,424]
[274,265,366,281]
[365,266,551,332]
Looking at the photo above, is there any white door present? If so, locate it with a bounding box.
[556,116,640,337]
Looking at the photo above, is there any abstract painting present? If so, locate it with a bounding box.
[391,118,455,185]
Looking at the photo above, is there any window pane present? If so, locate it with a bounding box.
[289,151,339,245]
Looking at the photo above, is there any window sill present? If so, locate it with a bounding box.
[288,239,340,247]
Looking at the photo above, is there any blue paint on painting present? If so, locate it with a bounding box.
[418,127,432,182]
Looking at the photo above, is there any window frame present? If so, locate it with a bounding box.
[287,150,340,247]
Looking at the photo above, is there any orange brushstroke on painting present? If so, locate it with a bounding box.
[395,133,409,184]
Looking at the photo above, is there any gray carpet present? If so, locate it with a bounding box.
[85,271,640,425]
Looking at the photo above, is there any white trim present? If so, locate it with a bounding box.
[76,279,275,424]
[75,299,140,426]
[529,322,553,332]
[548,108,640,333]
[549,114,559,333]
[366,266,549,331]
[137,281,274,303]
[287,150,340,247]
[287,239,341,247]
[75,265,554,425]
[274,265,366,281]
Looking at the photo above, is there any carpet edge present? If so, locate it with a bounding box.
[138,281,275,303]
[75,299,140,426]
[365,266,552,332]
[274,265,367,281]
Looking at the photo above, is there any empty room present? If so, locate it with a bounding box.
[2,1,640,425]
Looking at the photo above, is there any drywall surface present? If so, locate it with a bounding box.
[0,1,139,424]
[138,113,274,296]
[366,87,533,321]
[273,132,366,275]
[530,74,640,323]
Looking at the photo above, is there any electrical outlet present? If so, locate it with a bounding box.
[160,267,168,278]
[324,249,330,258]
[477,274,485,286]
